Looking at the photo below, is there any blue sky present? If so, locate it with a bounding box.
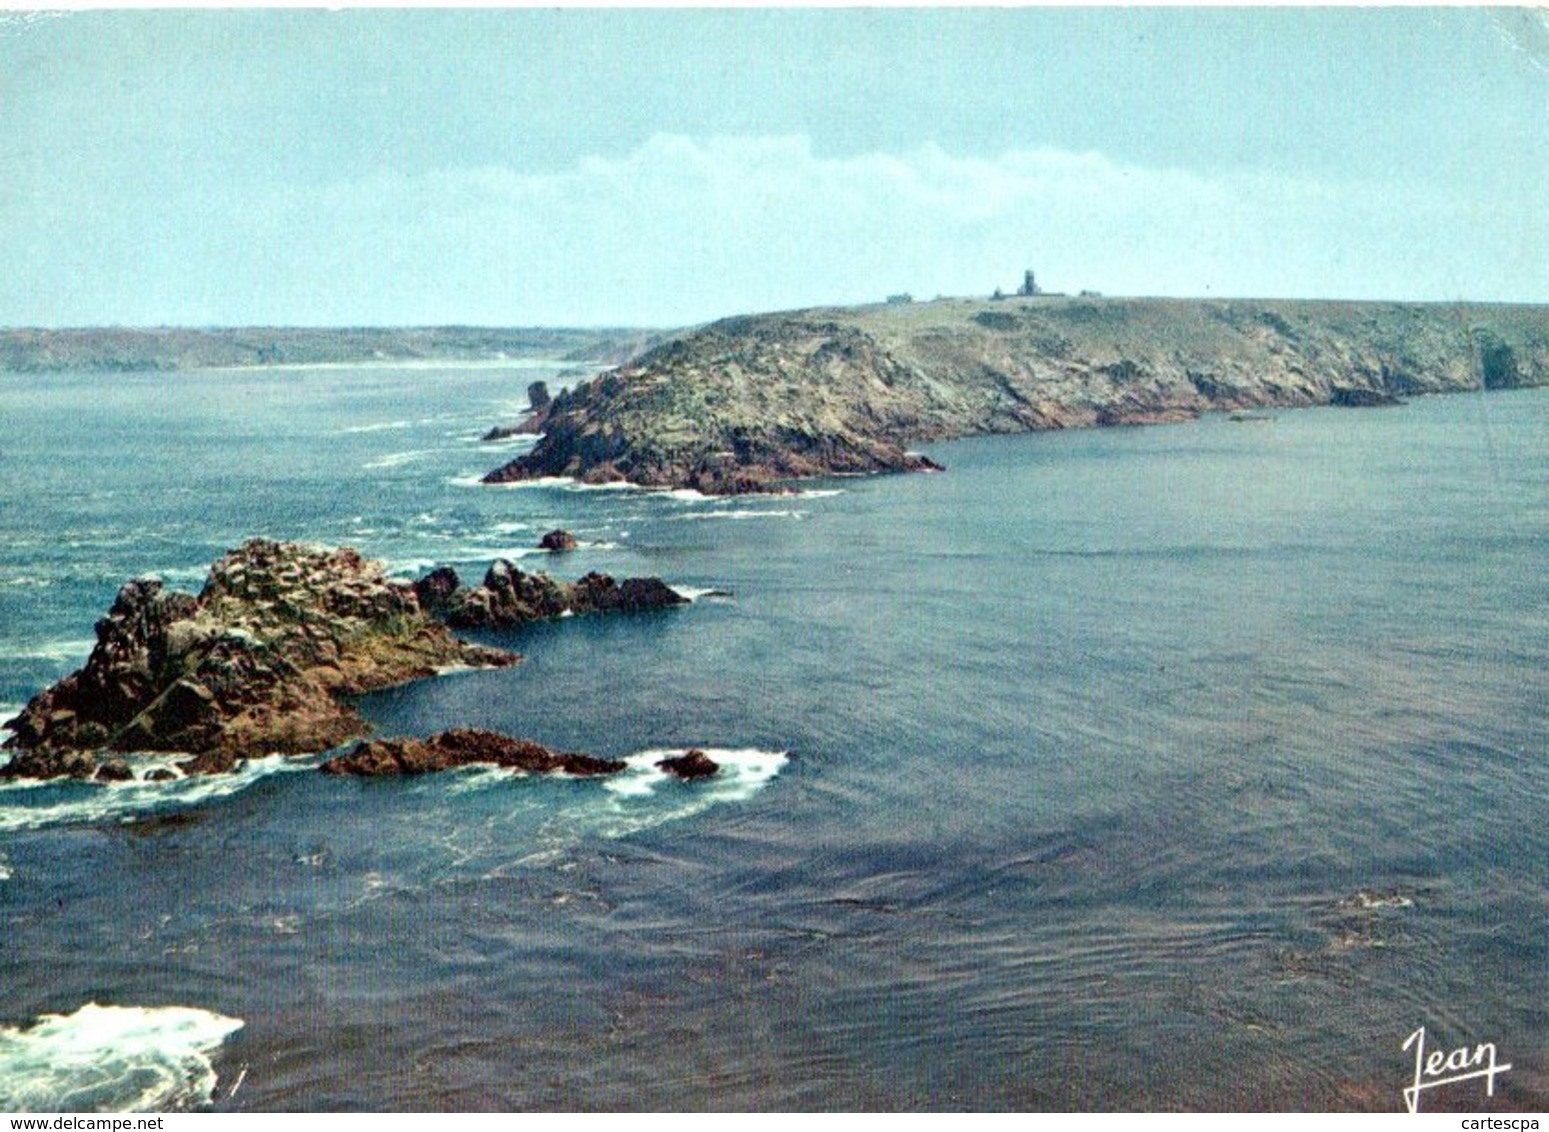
[3,8,1547,327]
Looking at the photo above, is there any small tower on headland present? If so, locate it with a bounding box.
[1018,269,1041,297]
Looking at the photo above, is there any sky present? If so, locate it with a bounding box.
[2,7,1547,328]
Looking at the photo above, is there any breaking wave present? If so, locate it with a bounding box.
[0,1003,244,1112]
[0,755,312,834]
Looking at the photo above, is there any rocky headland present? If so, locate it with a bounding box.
[482,296,1549,494]
[0,540,688,781]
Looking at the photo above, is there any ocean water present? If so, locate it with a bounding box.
[0,364,1545,1111]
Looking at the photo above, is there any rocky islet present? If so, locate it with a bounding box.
[0,539,696,781]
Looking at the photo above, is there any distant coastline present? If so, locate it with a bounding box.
[0,325,660,374]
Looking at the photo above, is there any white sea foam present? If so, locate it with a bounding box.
[671,509,807,521]
[664,487,840,502]
[6,638,98,665]
[0,754,310,834]
[155,567,209,589]
[340,419,412,434]
[0,575,54,588]
[449,472,645,493]
[602,747,787,802]
[0,1003,244,1112]
[466,747,789,874]
[565,480,641,493]
[0,852,10,882]
[469,474,567,490]
[445,546,541,563]
[445,765,522,796]
[361,449,438,470]
[431,662,508,677]
[667,586,728,602]
[384,558,438,578]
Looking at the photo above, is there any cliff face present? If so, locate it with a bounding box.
[483,297,1549,494]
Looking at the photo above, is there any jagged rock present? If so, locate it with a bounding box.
[538,529,577,551]
[656,749,720,780]
[0,748,97,781]
[144,768,177,783]
[481,425,526,442]
[438,561,687,629]
[480,298,1549,493]
[1,540,520,780]
[480,381,556,441]
[570,572,689,615]
[319,727,626,778]
[412,566,462,617]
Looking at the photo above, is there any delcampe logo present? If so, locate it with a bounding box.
[1402,1026,1511,1114]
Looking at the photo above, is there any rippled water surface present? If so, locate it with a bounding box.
[1,365,1545,1110]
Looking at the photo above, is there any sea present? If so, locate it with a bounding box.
[0,362,1544,1112]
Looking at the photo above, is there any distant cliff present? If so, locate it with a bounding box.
[483,297,1549,494]
[0,326,651,373]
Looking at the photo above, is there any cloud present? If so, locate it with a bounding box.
[9,134,1544,325]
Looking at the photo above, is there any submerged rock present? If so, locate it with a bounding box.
[319,728,626,777]
[1,540,519,780]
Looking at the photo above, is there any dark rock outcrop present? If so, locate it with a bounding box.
[411,566,462,617]
[431,562,688,629]
[480,297,1549,494]
[1330,387,1405,408]
[319,727,625,778]
[1,540,519,780]
[481,381,558,441]
[538,529,578,551]
[656,748,720,780]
